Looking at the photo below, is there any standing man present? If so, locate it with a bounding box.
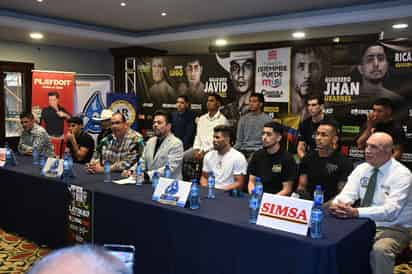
[291,47,324,119]
[149,57,175,106]
[297,120,353,202]
[200,125,247,191]
[188,94,229,161]
[40,91,71,137]
[357,44,402,100]
[171,95,196,151]
[330,132,412,274]
[128,111,183,179]
[18,112,54,157]
[217,51,255,126]
[66,116,95,164]
[248,122,297,195]
[234,93,272,158]
[297,94,329,159]
[86,112,143,173]
[356,98,405,160]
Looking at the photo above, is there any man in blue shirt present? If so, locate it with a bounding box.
[171,95,196,151]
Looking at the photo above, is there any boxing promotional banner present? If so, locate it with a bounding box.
[255,47,291,103]
[107,93,139,130]
[32,71,75,138]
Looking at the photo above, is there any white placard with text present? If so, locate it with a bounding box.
[152,177,192,207]
[42,157,64,178]
[257,193,314,236]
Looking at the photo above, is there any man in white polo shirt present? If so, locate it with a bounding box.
[200,125,247,190]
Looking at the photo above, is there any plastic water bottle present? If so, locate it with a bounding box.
[32,145,39,165]
[39,153,46,175]
[164,163,171,178]
[5,143,16,167]
[310,206,323,239]
[62,153,71,183]
[249,189,260,224]
[151,171,159,190]
[135,160,144,186]
[255,177,263,197]
[207,172,215,199]
[313,185,324,206]
[189,179,200,210]
[103,160,111,183]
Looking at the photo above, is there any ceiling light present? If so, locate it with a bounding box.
[333,37,340,43]
[392,23,408,29]
[36,0,43,2]
[29,32,44,40]
[161,12,167,16]
[120,2,126,7]
[215,39,227,46]
[292,32,305,39]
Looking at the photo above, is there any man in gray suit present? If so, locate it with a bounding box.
[126,110,184,179]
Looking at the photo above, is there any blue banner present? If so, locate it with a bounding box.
[107,93,138,130]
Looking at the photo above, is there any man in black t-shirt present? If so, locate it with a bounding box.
[248,122,297,195]
[297,94,330,159]
[356,98,405,160]
[298,120,353,202]
[66,116,95,164]
[40,92,71,137]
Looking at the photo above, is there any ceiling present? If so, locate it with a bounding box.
[0,0,411,53]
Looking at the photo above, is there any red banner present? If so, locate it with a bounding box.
[32,70,74,140]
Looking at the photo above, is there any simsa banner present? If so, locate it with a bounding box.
[32,71,75,137]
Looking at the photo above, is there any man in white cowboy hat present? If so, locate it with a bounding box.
[93,109,114,145]
[216,51,256,127]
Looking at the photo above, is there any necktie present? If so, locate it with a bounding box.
[361,168,379,207]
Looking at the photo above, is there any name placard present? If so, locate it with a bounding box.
[42,157,63,178]
[152,177,191,207]
[256,193,314,236]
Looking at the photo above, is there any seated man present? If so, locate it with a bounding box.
[200,125,247,191]
[234,93,272,158]
[356,97,405,160]
[92,109,113,145]
[126,111,184,179]
[330,132,412,274]
[171,95,196,151]
[248,122,297,195]
[297,94,330,159]
[187,94,229,161]
[66,116,95,164]
[297,120,353,202]
[27,244,131,274]
[86,112,143,173]
[18,111,54,157]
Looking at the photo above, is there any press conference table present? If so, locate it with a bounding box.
[0,156,376,274]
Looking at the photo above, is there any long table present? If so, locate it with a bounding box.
[0,156,376,274]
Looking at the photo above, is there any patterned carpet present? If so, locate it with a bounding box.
[0,227,410,273]
[0,229,50,273]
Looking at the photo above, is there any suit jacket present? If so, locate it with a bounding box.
[140,133,183,179]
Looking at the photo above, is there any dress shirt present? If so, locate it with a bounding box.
[192,111,229,152]
[334,158,412,228]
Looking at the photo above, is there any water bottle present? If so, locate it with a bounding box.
[164,163,171,178]
[62,153,70,183]
[313,185,324,206]
[103,160,111,183]
[39,153,46,175]
[151,171,160,190]
[32,145,39,165]
[5,143,16,167]
[255,177,263,197]
[310,206,323,239]
[135,160,144,186]
[249,189,260,224]
[207,172,215,199]
[189,179,200,210]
